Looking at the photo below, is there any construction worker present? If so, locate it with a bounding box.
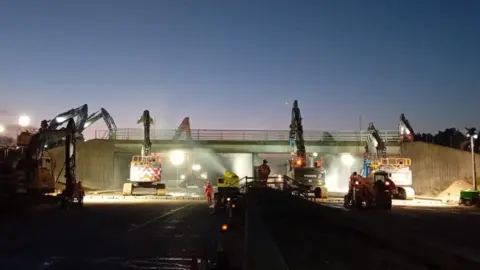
[76,181,85,204]
[204,181,213,203]
[346,171,359,204]
[258,159,271,186]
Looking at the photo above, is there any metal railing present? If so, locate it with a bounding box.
[93,128,400,142]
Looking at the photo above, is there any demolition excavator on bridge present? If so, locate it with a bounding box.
[362,118,415,200]
[123,110,165,196]
[286,100,327,198]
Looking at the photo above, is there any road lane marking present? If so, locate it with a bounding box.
[126,205,188,233]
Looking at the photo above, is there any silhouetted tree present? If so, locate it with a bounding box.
[414,128,479,153]
[322,132,335,141]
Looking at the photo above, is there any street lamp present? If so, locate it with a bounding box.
[192,164,201,171]
[465,128,478,191]
[18,115,31,127]
[169,150,185,187]
[341,153,355,175]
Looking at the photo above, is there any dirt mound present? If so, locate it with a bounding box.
[436,180,473,201]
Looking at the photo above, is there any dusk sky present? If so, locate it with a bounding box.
[1,0,479,135]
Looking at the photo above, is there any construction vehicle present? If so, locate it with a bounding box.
[214,170,241,213]
[286,100,327,198]
[78,108,117,139]
[399,113,414,142]
[122,110,165,196]
[1,119,83,208]
[43,104,89,148]
[363,122,414,200]
[172,117,192,141]
[344,171,395,210]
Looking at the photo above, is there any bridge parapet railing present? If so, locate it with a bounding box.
[95,128,400,142]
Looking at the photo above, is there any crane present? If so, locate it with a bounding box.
[122,110,165,196]
[286,100,327,198]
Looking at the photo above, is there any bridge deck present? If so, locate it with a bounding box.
[95,128,399,142]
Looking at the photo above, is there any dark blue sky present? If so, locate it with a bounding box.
[1,0,479,134]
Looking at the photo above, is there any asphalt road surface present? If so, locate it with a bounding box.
[0,201,233,270]
[322,202,480,262]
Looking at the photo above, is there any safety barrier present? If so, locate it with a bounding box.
[94,128,400,142]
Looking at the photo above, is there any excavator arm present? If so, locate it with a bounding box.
[22,119,78,197]
[399,113,414,142]
[172,117,192,140]
[47,104,88,131]
[137,110,154,156]
[81,108,118,138]
[366,123,387,158]
[289,100,307,167]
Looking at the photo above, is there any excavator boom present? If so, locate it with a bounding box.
[399,113,414,142]
[81,108,117,138]
[172,117,192,140]
[137,110,153,157]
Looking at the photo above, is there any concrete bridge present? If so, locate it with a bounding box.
[95,128,401,154]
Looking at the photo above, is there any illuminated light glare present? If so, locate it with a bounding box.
[169,150,185,166]
[200,172,208,179]
[0,124,4,133]
[18,115,31,127]
[180,174,186,180]
[232,204,236,208]
[192,164,201,171]
[221,224,228,231]
[341,153,355,167]
[55,116,66,123]
[312,152,318,157]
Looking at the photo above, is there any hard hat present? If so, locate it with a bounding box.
[263,159,268,164]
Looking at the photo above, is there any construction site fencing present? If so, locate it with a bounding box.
[94,128,400,142]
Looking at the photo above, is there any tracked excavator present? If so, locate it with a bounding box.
[286,100,327,198]
[362,122,414,200]
[1,119,83,207]
[123,110,165,196]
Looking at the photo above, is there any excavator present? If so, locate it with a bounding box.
[361,122,414,200]
[123,110,165,196]
[2,119,83,208]
[399,113,414,142]
[78,108,118,139]
[286,100,327,198]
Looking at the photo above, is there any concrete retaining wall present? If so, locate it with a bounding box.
[48,139,115,189]
[402,142,480,195]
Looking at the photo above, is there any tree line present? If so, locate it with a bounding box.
[414,128,479,153]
